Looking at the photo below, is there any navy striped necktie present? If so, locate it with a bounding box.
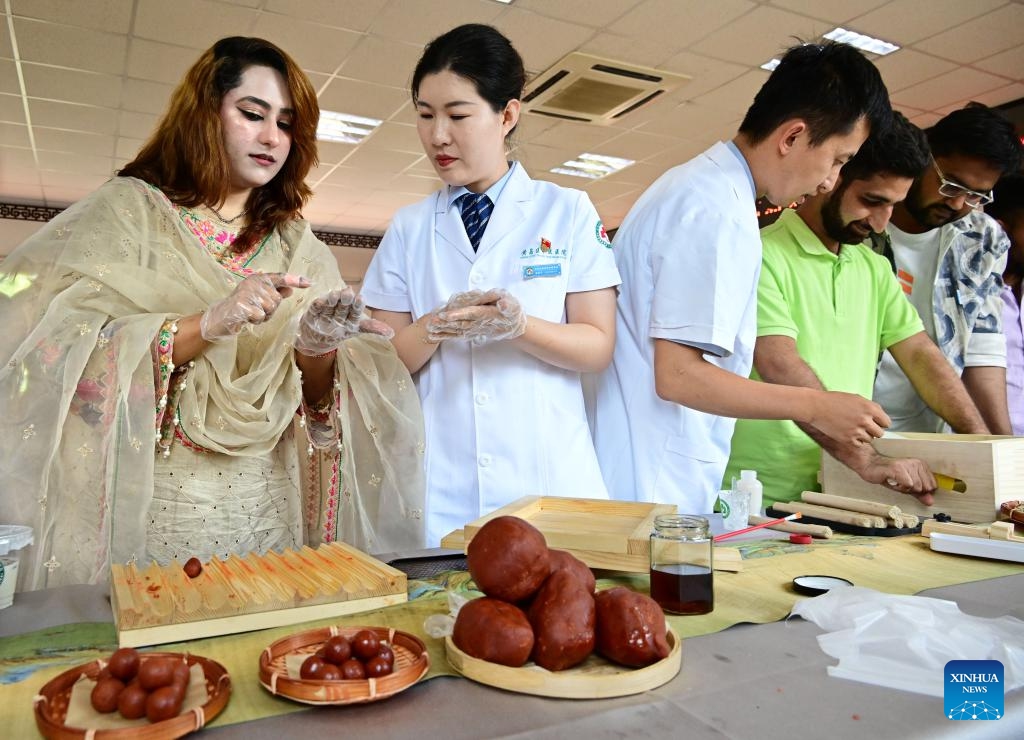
[457,192,493,251]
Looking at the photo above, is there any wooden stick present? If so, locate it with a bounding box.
[801,491,901,520]
[772,501,885,528]
[714,513,801,541]
[747,514,833,538]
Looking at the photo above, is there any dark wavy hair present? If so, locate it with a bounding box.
[927,102,1023,175]
[411,24,525,140]
[840,111,931,183]
[739,41,891,146]
[118,37,320,253]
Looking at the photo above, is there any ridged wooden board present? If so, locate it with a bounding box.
[444,629,682,699]
[111,542,407,648]
[451,496,676,573]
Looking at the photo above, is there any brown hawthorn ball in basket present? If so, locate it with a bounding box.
[466,516,551,602]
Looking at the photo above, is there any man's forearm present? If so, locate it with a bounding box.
[962,365,1012,434]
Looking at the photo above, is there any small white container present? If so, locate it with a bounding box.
[736,470,764,518]
[0,525,34,609]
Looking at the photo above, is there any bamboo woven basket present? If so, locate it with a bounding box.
[258,625,429,705]
[445,628,682,699]
[33,652,231,740]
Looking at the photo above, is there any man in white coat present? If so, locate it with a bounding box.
[591,41,894,513]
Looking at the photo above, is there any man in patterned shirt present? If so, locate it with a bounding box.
[872,103,1023,434]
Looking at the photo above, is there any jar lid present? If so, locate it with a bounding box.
[0,525,33,556]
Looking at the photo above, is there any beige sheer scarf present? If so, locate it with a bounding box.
[0,177,425,591]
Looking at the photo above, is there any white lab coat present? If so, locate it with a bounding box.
[589,142,761,514]
[362,164,621,545]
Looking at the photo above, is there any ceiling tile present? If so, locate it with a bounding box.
[0,123,29,147]
[914,4,1024,64]
[367,0,504,45]
[656,51,749,103]
[768,0,889,24]
[530,121,619,154]
[115,136,144,161]
[336,36,424,88]
[38,170,110,190]
[32,129,115,158]
[39,185,96,207]
[264,0,390,32]
[388,173,442,197]
[0,145,35,169]
[316,140,357,166]
[134,0,260,50]
[848,0,1007,46]
[597,131,682,161]
[21,64,122,108]
[28,100,118,134]
[250,16,362,74]
[578,32,678,69]
[117,110,159,140]
[120,78,175,115]
[890,67,1011,111]
[318,78,409,122]
[12,17,127,75]
[493,10,598,72]
[691,70,767,116]
[0,93,26,124]
[321,166,395,189]
[612,0,754,49]
[340,146,422,174]
[514,0,642,28]
[907,111,943,128]
[873,48,958,93]
[0,20,12,59]
[579,178,640,203]
[637,99,742,139]
[10,0,132,33]
[36,151,116,176]
[973,45,1024,80]
[955,81,1024,110]
[126,40,198,86]
[0,60,19,95]
[692,6,831,66]
[361,122,422,155]
[0,183,45,202]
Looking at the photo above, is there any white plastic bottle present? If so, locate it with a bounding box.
[737,470,763,517]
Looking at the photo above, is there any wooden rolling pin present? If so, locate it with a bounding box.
[747,513,833,539]
[772,501,885,529]
[801,491,901,520]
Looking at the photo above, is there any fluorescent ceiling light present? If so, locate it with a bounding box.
[550,152,635,180]
[317,110,382,145]
[823,27,900,56]
[760,27,899,73]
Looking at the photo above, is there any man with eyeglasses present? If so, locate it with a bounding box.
[871,103,1023,434]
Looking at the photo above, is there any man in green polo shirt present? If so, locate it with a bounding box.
[724,113,989,508]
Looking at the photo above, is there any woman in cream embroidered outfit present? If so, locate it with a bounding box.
[0,37,425,591]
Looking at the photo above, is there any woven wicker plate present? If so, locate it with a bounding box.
[258,625,429,705]
[33,651,231,740]
[445,628,682,699]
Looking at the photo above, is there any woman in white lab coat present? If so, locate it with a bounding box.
[361,24,621,545]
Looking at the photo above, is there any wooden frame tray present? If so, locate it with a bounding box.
[258,625,429,705]
[111,542,408,648]
[440,496,676,572]
[34,652,230,739]
[445,628,681,699]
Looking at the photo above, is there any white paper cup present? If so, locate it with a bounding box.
[0,525,34,609]
[717,490,750,532]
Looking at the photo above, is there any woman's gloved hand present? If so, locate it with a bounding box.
[425,288,527,343]
[200,272,310,341]
[294,287,395,356]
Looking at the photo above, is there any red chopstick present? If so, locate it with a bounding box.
[713,512,802,542]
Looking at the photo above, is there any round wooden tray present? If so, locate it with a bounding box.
[34,651,231,740]
[445,628,681,699]
[258,625,429,705]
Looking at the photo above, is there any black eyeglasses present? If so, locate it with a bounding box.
[931,158,994,209]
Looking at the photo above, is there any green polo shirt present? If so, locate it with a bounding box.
[723,209,923,506]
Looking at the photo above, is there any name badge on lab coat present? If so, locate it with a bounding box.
[523,264,562,280]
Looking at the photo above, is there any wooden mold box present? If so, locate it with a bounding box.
[111,541,407,648]
[820,432,1024,523]
[441,496,676,573]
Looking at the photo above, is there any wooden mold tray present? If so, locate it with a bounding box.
[440,496,677,573]
[111,542,407,648]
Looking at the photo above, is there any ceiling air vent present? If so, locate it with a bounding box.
[522,52,690,125]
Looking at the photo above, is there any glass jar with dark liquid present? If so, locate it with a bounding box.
[649,514,713,615]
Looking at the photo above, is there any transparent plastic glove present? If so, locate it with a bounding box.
[200,272,310,341]
[426,288,527,342]
[294,287,394,356]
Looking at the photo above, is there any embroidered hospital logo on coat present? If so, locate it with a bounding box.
[596,220,612,248]
[520,237,567,260]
